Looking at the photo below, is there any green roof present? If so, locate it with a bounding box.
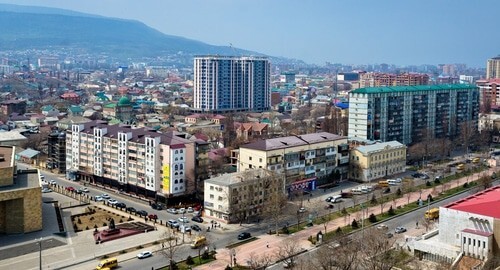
[104,103,116,109]
[351,84,477,94]
[68,105,83,113]
[117,96,131,106]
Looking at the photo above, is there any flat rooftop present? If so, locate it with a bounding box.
[0,170,40,192]
[444,186,500,219]
[0,146,13,168]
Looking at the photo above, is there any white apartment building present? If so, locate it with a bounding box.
[66,121,195,200]
[204,168,285,224]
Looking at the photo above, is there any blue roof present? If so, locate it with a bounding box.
[335,102,349,109]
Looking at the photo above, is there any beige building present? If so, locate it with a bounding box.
[238,132,349,192]
[0,146,42,233]
[66,121,195,201]
[349,141,406,182]
[203,168,285,223]
[486,56,500,79]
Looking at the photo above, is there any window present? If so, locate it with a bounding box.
[210,194,214,199]
[249,156,252,161]
[259,158,262,162]
[210,186,214,190]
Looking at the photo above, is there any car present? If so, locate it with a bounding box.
[137,210,148,217]
[126,207,136,213]
[386,232,394,238]
[191,224,202,231]
[376,224,388,231]
[95,196,104,202]
[191,216,203,223]
[178,208,186,214]
[283,261,295,269]
[187,207,194,213]
[298,207,307,213]
[41,188,52,193]
[167,208,178,214]
[237,232,252,240]
[193,210,201,217]
[325,196,333,202]
[148,214,158,220]
[137,251,152,259]
[65,186,76,192]
[178,217,189,223]
[75,189,83,194]
[107,199,118,205]
[79,187,89,193]
[40,175,46,180]
[180,225,191,233]
[151,203,163,210]
[167,219,180,228]
[411,173,423,178]
[395,227,407,234]
[49,180,57,185]
[115,202,126,209]
[101,193,111,199]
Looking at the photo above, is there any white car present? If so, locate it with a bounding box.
[95,196,104,202]
[41,188,52,193]
[101,193,111,199]
[180,225,191,233]
[178,208,186,214]
[167,208,178,214]
[298,207,307,213]
[187,207,194,213]
[137,251,153,259]
[178,217,189,223]
[108,199,118,205]
[79,187,89,193]
[49,180,57,185]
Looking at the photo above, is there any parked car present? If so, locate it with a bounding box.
[395,227,407,234]
[48,180,57,185]
[180,225,191,233]
[167,219,180,228]
[137,210,148,217]
[107,199,118,205]
[95,196,104,202]
[167,208,178,214]
[75,189,83,194]
[376,224,388,231]
[237,232,252,240]
[178,208,186,214]
[386,232,394,238]
[187,207,194,213]
[115,202,126,209]
[65,186,76,192]
[325,196,333,202]
[101,193,111,199]
[178,217,189,223]
[191,224,202,231]
[126,207,136,213]
[137,251,153,259]
[148,214,158,220]
[191,216,203,223]
[79,187,89,193]
[41,188,52,193]
[298,207,307,213]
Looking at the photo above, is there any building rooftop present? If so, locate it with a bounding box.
[444,186,500,219]
[205,168,270,186]
[0,169,40,191]
[0,131,27,142]
[0,146,14,168]
[355,141,405,155]
[351,84,476,94]
[241,132,345,151]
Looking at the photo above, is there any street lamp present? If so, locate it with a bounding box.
[38,238,42,270]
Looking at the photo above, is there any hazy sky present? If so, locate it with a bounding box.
[0,0,497,67]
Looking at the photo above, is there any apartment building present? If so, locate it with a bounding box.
[193,56,271,113]
[238,132,349,192]
[359,72,429,88]
[486,56,500,79]
[348,84,480,145]
[204,168,285,223]
[349,141,406,182]
[477,79,500,108]
[47,130,66,174]
[66,121,195,200]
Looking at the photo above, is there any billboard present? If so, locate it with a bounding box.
[162,164,170,193]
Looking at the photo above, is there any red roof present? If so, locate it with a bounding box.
[462,228,493,237]
[445,186,500,218]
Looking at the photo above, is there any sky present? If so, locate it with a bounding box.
[0,0,497,67]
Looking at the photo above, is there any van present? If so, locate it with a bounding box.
[387,179,398,186]
[472,158,480,164]
[191,236,207,249]
[330,195,343,203]
[457,164,465,170]
[424,208,439,220]
[378,180,389,188]
[96,258,118,270]
[351,188,363,195]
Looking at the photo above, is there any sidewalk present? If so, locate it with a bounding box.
[196,168,497,269]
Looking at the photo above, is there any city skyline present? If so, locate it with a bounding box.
[0,0,498,67]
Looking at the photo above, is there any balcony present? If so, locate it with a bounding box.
[338,157,349,165]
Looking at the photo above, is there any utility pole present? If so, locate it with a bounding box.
[39,238,42,270]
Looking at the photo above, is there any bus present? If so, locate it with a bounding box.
[378,180,389,188]
[96,258,118,270]
[424,208,439,220]
[472,157,480,164]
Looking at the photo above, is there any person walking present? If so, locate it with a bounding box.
[266,241,269,248]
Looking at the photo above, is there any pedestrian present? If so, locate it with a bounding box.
[266,242,269,248]
[416,221,419,228]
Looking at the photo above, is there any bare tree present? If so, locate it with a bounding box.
[261,171,287,235]
[247,252,274,270]
[159,229,180,269]
[275,239,302,269]
[378,190,388,215]
[477,174,493,190]
[402,179,414,205]
[313,236,360,270]
[358,228,399,270]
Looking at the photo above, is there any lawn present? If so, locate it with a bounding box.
[71,205,129,231]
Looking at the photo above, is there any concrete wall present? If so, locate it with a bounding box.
[439,207,494,247]
[493,218,500,255]
[0,187,42,233]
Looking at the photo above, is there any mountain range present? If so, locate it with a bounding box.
[0,4,288,62]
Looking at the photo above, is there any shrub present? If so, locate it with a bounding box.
[77,218,82,224]
[103,222,107,227]
[370,194,377,205]
[351,219,359,229]
[137,245,144,249]
[426,181,432,187]
[90,216,95,221]
[427,194,434,202]
[388,206,395,216]
[94,224,98,229]
[434,178,441,184]
[186,255,194,265]
[119,219,123,223]
[281,226,289,234]
[225,266,233,270]
[102,255,108,259]
[396,188,402,196]
[335,227,342,234]
[119,250,127,254]
[463,182,469,188]
[341,207,348,215]
[85,226,89,230]
[201,251,210,260]
[368,213,377,223]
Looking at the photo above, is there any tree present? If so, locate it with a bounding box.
[159,229,180,269]
[261,171,287,236]
[313,237,360,270]
[21,129,50,151]
[246,252,274,270]
[358,228,399,270]
[378,190,388,215]
[477,174,493,190]
[403,180,414,205]
[275,239,301,269]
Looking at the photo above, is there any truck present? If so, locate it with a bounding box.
[424,208,439,220]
